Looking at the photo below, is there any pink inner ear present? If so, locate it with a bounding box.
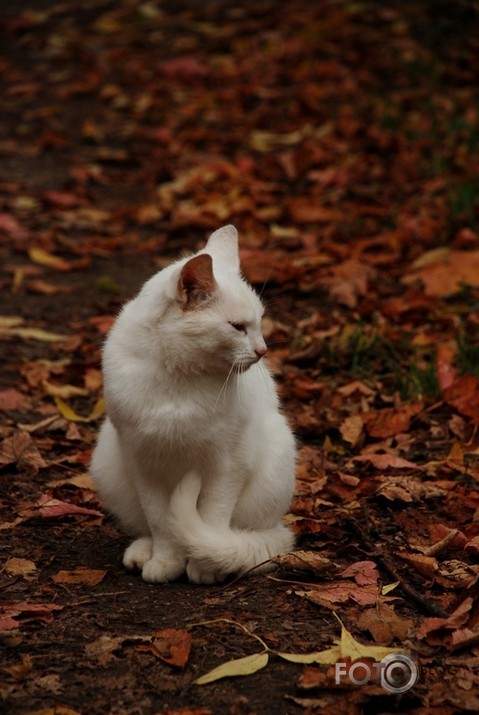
[178,253,216,309]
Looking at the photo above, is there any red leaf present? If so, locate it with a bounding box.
[0,388,32,410]
[21,494,103,520]
[158,56,209,81]
[0,602,63,631]
[341,561,379,586]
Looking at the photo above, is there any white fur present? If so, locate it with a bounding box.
[91,225,296,584]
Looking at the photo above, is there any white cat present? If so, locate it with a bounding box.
[91,225,296,584]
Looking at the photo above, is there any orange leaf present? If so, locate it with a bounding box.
[150,628,192,668]
[52,568,106,586]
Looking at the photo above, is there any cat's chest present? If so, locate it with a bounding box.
[149,396,233,445]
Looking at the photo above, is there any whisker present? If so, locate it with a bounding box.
[215,360,237,410]
[258,264,274,300]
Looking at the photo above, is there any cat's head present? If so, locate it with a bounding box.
[147,226,267,376]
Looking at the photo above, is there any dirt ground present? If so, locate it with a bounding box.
[1,1,479,714]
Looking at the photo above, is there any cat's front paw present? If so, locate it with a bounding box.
[141,556,185,583]
[186,558,229,585]
[123,537,153,570]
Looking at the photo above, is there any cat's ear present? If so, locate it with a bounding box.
[177,254,217,310]
[205,224,239,271]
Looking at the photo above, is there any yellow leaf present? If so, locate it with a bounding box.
[28,247,70,271]
[5,557,37,579]
[55,397,105,423]
[382,581,400,595]
[411,247,450,270]
[278,646,341,665]
[0,315,24,328]
[55,398,88,422]
[43,380,88,399]
[0,327,68,342]
[89,397,105,421]
[195,651,269,685]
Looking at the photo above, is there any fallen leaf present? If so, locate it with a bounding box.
[0,431,47,472]
[398,552,438,579]
[443,375,479,423]
[405,250,479,297]
[340,561,379,586]
[361,402,423,439]
[0,388,32,411]
[339,414,364,446]
[28,247,72,271]
[357,604,413,644]
[27,280,74,295]
[296,582,395,608]
[0,326,68,342]
[84,634,125,666]
[195,651,269,685]
[0,602,63,631]
[21,494,103,520]
[352,454,419,470]
[149,628,192,667]
[417,597,473,645]
[271,550,341,576]
[322,260,377,308]
[4,557,37,580]
[52,568,106,586]
[43,381,88,399]
[55,396,105,423]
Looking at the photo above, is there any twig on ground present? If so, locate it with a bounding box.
[344,516,450,618]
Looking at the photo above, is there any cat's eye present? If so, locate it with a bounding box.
[229,322,247,334]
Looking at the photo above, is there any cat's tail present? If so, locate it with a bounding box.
[168,471,294,583]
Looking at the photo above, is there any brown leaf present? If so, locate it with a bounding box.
[0,431,47,472]
[272,550,341,576]
[380,476,447,503]
[52,568,106,586]
[339,414,363,447]
[361,402,423,439]
[406,250,479,297]
[357,604,413,644]
[296,581,395,608]
[443,375,479,423]
[416,597,473,645]
[353,453,419,470]
[323,260,377,308]
[398,552,438,579]
[84,634,125,666]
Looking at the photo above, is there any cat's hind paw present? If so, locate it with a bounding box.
[141,556,185,583]
[186,558,229,585]
[123,537,153,570]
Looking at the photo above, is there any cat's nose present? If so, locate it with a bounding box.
[255,344,267,358]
